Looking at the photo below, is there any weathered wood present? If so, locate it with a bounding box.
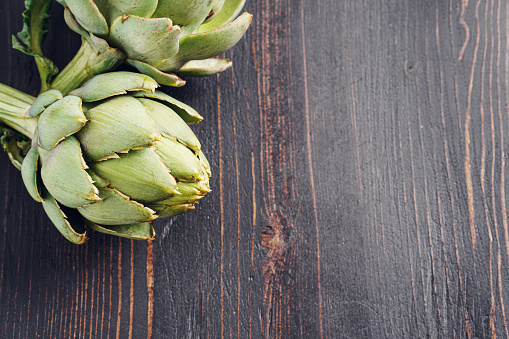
[1,0,509,338]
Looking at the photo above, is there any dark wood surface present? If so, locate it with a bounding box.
[1,0,509,338]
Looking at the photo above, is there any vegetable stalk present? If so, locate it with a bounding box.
[0,83,37,138]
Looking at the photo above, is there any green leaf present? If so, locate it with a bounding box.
[76,96,160,161]
[21,146,43,202]
[40,186,88,244]
[12,0,59,91]
[126,59,186,87]
[159,12,252,71]
[152,181,209,206]
[64,0,109,36]
[90,148,179,203]
[93,0,159,25]
[69,71,159,101]
[202,0,226,24]
[152,0,215,28]
[138,98,201,151]
[198,0,247,32]
[37,96,87,151]
[39,136,100,208]
[131,90,202,124]
[27,89,62,118]
[147,203,194,218]
[84,220,155,240]
[176,58,232,77]
[78,187,156,225]
[155,136,207,182]
[86,169,110,188]
[63,7,92,40]
[198,150,212,176]
[109,15,180,65]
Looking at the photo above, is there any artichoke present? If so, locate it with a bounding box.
[56,0,252,87]
[17,72,211,243]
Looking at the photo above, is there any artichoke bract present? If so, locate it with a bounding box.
[56,0,252,87]
[21,72,211,244]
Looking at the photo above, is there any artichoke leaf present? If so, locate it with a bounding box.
[84,220,155,240]
[109,15,180,65]
[202,0,226,24]
[76,96,160,161]
[63,7,91,40]
[86,169,110,188]
[69,71,159,102]
[88,33,123,56]
[150,181,211,208]
[198,0,247,32]
[138,98,201,151]
[186,178,212,194]
[41,186,87,244]
[152,0,215,28]
[175,181,206,196]
[127,59,185,87]
[90,148,178,203]
[148,203,194,218]
[93,0,158,25]
[155,136,207,182]
[176,58,232,77]
[39,136,100,208]
[37,96,87,151]
[159,12,252,71]
[85,42,126,81]
[152,181,205,206]
[64,0,109,36]
[78,187,156,225]
[21,146,43,202]
[27,89,62,118]
[152,194,201,206]
[198,150,212,176]
[131,90,202,124]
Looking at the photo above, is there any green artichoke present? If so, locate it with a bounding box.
[19,72,211,243]
[56,0,252,87]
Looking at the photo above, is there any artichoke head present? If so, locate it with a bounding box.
[57,0,252,86]
[21,72,211,243]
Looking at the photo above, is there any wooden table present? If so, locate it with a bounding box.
[1,1,508,338]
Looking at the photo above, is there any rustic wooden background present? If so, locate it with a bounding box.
[1,0,509,338]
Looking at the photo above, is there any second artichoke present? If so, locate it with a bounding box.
[57,0,252,87]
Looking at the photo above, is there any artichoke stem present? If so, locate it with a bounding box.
[50,39,122,96]
[34,56,52,93]
[0,83,37,138]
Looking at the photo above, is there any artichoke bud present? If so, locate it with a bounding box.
[59,0,252,86]
[21,72,211,243]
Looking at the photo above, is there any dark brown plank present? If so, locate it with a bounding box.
[1,0,509,338]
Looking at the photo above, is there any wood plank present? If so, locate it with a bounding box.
[1,0,508,338]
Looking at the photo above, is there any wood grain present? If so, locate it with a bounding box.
[1,0,509,338]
